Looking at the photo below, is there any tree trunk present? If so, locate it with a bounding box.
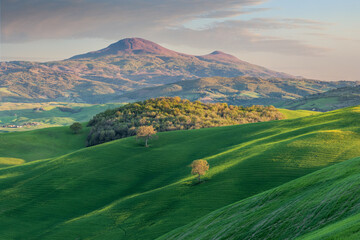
[145,138,148,147]
[198,174,201,182]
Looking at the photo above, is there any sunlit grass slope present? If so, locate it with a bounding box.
[1,107,360,239]
[277,85,360,112]
[279,108,319,119]
[161,156,360,240]
[0,124,89,167]
[299,212,360,240]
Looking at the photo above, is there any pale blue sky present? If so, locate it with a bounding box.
[1,0,359,81]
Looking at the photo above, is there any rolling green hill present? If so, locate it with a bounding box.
[299,212,360,240]
[0,124,89,168]
[277,85,360,112]
[0,106,360,239]
[114,76,357,106]
[160,156,360,240]
[0,107,314,169]
[278,108,319,119]
[0,102,122,131]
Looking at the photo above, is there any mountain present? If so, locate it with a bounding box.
[277,85,360,111]
[0,60,142,103]
[1,106,360,239]
[69,38,285,79]
[198,50,244,63]
[115,76,358,106]
[0,37,344,104]
[70,37,186,59]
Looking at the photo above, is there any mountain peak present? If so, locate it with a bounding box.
[210,50,226,55]
[109,38,173,54]
[70,37,181,59]
[198,50,243,63]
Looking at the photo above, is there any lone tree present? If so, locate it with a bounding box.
[136,125,157,147]
[70,122,82,134]
[191,159,209,182]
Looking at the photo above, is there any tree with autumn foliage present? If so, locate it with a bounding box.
[191,159,209,182]
[136,125,157,147]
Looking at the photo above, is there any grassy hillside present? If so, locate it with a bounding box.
[115,76,357,106]
[0,124,89,168]
[299,212,360,240]
[1,107,360,239]
[279,108,319,119]
[160,156,360,240]
[0,102,122,131]
[0,107,309,168]
[277,85,360,112]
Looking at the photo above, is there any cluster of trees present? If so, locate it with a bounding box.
[86,97,284,146]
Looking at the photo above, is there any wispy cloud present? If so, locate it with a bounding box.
[1,0,265,42]
[160,21,329,56]
[198,8,271,19]
[1,0,331,56]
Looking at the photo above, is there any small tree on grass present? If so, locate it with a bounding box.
[136,125,157,147]
[70,122,82,134]
[191,159,209,183]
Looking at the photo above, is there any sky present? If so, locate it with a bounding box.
[1,0,359,81]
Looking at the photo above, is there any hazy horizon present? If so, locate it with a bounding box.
[1,0,359,81]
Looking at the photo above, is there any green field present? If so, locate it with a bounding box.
[278,108,320,119]
[161,156,360,239]
[299,212,360,240]
[277,96,340,112]
[0,124,89,167]
[0,106,360,239]
[0,102,122,131]
[0,106,311,169]
[276,85,360,112]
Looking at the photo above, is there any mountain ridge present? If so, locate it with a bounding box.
[70,38,254,63]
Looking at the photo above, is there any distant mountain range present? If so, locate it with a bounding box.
[0,37,357,104]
